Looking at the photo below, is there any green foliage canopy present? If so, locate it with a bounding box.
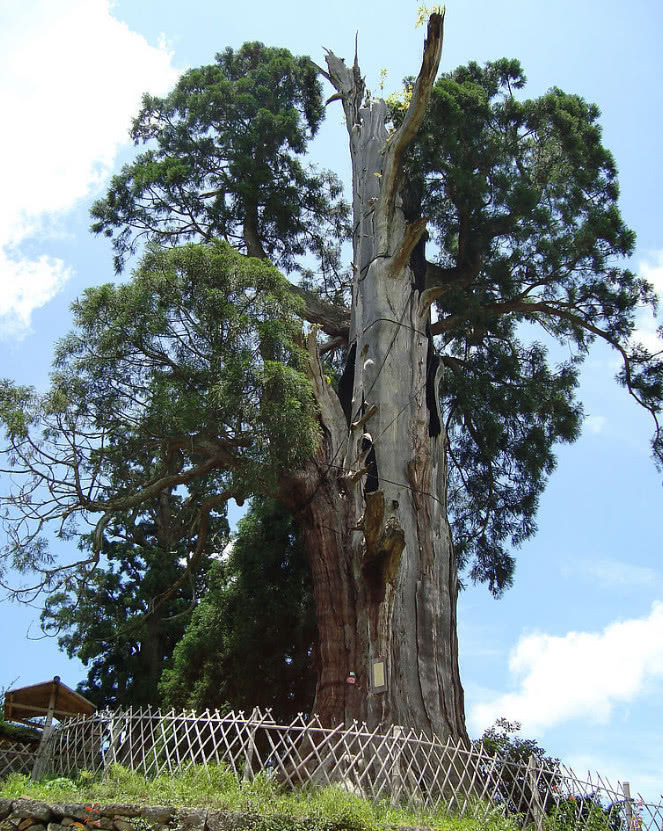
[2,47,661,606]
[88,52,663,594]
[160,498,316,720]
[397,59,662,591]
[0,243,318,597]
[90,42,348,274]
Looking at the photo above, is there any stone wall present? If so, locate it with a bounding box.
[0,798,283,831]
[0,798,427,831]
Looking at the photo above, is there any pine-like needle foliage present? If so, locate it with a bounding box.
[90,42,349,274]
[395,59,662,592]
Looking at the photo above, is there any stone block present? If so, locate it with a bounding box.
[139,808,174,825]
[12,802,52,823]
[99,808,140,820]
[49,806,87,822]
[172,810,205,831]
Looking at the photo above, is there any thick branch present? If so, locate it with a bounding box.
[324,48,365,140]
[435,297,662,458]
[147,490,233,616]
[243,208,268,260]
[319,335,347,355]
[289,284,351,339]
[87,452,233,515]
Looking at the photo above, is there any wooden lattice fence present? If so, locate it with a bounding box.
[5,708,660,830]
[0,740,38,778]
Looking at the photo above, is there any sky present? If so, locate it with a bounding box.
[0,0,661,804]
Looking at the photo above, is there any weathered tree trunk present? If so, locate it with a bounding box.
[141,614,165,705]
[282,13,467,742]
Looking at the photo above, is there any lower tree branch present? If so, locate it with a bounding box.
[87,453,234,515]
[436,297,662,461]
[147,490,234,616]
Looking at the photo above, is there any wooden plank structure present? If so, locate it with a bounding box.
[2,676,95,778]
[4,676,95,725]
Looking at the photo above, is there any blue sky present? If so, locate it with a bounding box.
[0,0,661,803]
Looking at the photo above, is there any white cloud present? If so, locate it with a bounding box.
[470,601,663,735]
[0,0,180,338]
[584,415,607,434]
[0,254,71,339]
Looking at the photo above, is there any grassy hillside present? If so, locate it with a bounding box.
[0,763,519,831]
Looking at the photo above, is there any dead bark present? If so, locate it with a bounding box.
[280,13,468,742]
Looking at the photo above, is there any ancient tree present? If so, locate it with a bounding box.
[2,16,661,742]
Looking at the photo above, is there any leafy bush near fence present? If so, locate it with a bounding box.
[544,794,637,831]
[479,718,560,816]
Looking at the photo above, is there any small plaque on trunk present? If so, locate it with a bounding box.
[372,657,387,693]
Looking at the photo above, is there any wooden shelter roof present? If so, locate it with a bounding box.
[3,676,95,725]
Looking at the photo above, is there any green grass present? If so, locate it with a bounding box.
[0,764,521,831]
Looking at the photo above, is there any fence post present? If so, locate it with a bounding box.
[105,712,121,773]
[527,754,545,831]
[243,708,260,782]
[30,725,53,781]
[31,678,59,780]
[391,725,403,807]
[623,782,633,830]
